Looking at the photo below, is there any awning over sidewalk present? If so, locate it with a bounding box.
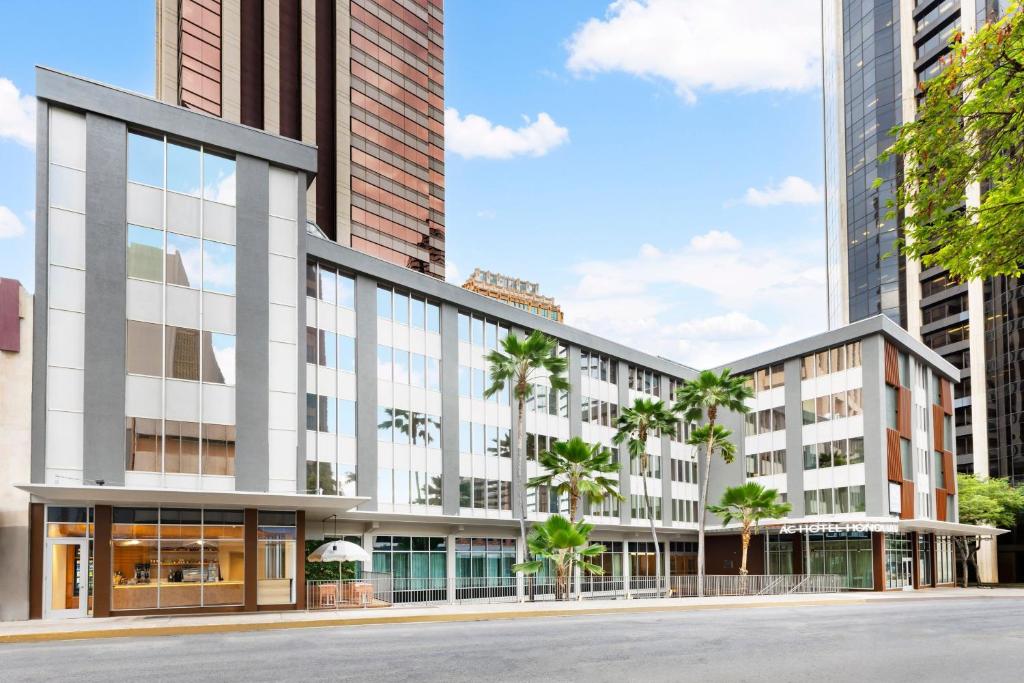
[16,483,369,516]
[897,519,1008,537]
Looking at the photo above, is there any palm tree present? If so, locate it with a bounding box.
[512,514,606,600]
[707,482,791,575]
[529,437,622,522]
[674,369,752,597]
[613,398,677,595]
[485,331,570,563]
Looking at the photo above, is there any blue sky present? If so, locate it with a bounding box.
[0,0,826,367]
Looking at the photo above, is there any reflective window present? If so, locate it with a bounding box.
[166,233,201,288]
[126,321,163,376]
[377,287,392,319]
[166,326,201,380]
[202,240,235,295]
[203,151,236,204]
[127,225,164,282]
[167,142,201,196]
[426,302,440,333]
[394,292,409,325]
[410,297,425,329]
[128,132,164,188]
[207,333,235,385]
[339,335,355,373]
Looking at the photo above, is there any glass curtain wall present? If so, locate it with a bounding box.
[372,536,447,600]
[257,512,296,605]
[885,533,914,589]
[806,532,873,589]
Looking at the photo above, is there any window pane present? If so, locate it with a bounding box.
[377,345,392,381]
[201,423,236,476]
[410,297,425,329]
[165,420,200,473]
[206,332,235,385]
[166,326,201,380]
[426,357,440,391]
[339,335,355,373]
[458,313,470,342]
[338,274,355,309]
[128,132,164,188]
[167,141,201,196]
[394,349,410,384]
[340,399,356,436]
[377,406,393,442]
[166,233,201,288]
[203,151,235,204]
[126,321,163,376]
[377,288,392,319]
[426,303,440,333]
[202,240,235,294]
[126,417,161,472]
[322,331,337,369]
[127,224,164,281]
[471,317,484,346]
[410,353,425,387]
[319,267,337,304]
[393,292,409,325]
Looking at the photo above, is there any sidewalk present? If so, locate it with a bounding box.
[2,588,1020,644]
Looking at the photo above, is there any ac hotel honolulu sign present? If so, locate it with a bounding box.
[775,522,900,535]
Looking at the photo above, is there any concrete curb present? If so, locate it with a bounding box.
[3,592,1021,644]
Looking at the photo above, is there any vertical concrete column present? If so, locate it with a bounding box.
[567,346,584,516]
[509,326,526,521]
[660,374,673,528]
[862,336,888,517]
[623,539,632,598]
[440,303,460,516]
[30,103,49,484]
[446,533,456,604]
[784,358,805,516]
[82,114,128,486]
[295,510,306,609]
[617,361,631,526]
[235,155,270,492]
[354,275,378,509]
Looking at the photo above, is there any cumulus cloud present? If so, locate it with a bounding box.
[445,260,463,285]
[476,209,497,220]
[743,176,823,206]
[0,206,27,239]
[557,229,826,367]
[445,108,569,159]
[566,0,821,102]
[0,78,35,147]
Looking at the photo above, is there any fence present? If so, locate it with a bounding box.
[306,573,842,610]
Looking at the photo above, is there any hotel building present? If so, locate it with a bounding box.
[18,69,994,620]
[462,269,564,322]
[156,0,447,277]
[822,0,1023,579]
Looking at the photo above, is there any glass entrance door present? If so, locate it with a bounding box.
[45,538,89,618]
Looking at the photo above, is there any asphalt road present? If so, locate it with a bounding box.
[3,598,1023,682]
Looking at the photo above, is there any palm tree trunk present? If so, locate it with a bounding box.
[740,522,751,576]
[697,407,718,599]
[516,394,528,599]
[641,462,663,597]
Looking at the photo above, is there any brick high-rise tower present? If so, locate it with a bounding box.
[156,0,446,277]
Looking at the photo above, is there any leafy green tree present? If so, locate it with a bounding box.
[529,436,622,521]
[880,9,1024,280]
[512,515,606,600]
[955,473,1024,586]
[613,398,677,594]
[674,369,752,596]
[707,482,791,575]
[485,331,570,557]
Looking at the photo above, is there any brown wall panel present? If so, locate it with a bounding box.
[279,0,302,139]
[900,481,915,520]
[315,0,336,240]
[932,404,944,452]
[239,0,264,128]
[244,507,257,611]
[93,505,112,617]
[940,378,953,414]
[935,489,948,521]
[29,503,43,619]
[886,428,902,481]
[911,532,920,589]
[884,341,899,386]
[703,534,765,575]
[872,532,885,592]
[943,451,955,491]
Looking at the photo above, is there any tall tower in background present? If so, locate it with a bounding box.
[823,0,1023,580]
[156,0,446,278]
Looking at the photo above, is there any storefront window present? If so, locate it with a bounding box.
[766,536,793,575]
[454,537,516,585]
[803,532,873,589]
[257,511,296,605]
[885,533,914,589]
[372,536,447,596]
[111,508,244,610]
[918,534,933,587]
[936,535,955,584]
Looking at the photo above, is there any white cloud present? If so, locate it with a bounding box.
[690,229,741,251]
[0,78,35,147]
[445,108,569,159]
[743,176,823,206]
[445,260,463,285]
[476,209,497,220]
[558,229,826,367]
[566,0,821,102]
[0,206,27,239]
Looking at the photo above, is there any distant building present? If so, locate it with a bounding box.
[0,278,32,621]
[462,269,564,322]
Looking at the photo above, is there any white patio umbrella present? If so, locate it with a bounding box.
[307,539,370,564]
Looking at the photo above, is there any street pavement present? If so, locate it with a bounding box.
[2,597,1023,681]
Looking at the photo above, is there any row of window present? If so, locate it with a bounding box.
[630,454,662,479]
[527,384,568,416]
[746,450,787,478]
[802,437,866,470]
[670,458,699,484]
[125,417,235,476]
[128,224,236,295]
[459,477,512,511]
[747,363,785,393]
[526,485,568,515]
[804,485,867,515]
[458,365,510,403]
[672,499,699,523]
[305,395,357,436]
[379,468,442,506]
[745,406,786,436]
[630,495,663,520]
[581,396,619,427]
[128,132,236,205]
[126,321,235,386]
[377,286,442,332]
[459,421,511,457]
[307,262,355,308]
[580,351,618,384]
[457,313,510,349]
[801,388,864,424]
[305,460,356,497]
[525,433,561,461]
[306,328,356,372]
[800,342,863,379]
[376,407,442,446]
[627,366,661,395]
[380,345,441,390]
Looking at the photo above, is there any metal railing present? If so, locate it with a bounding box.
[306,573,843,610]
